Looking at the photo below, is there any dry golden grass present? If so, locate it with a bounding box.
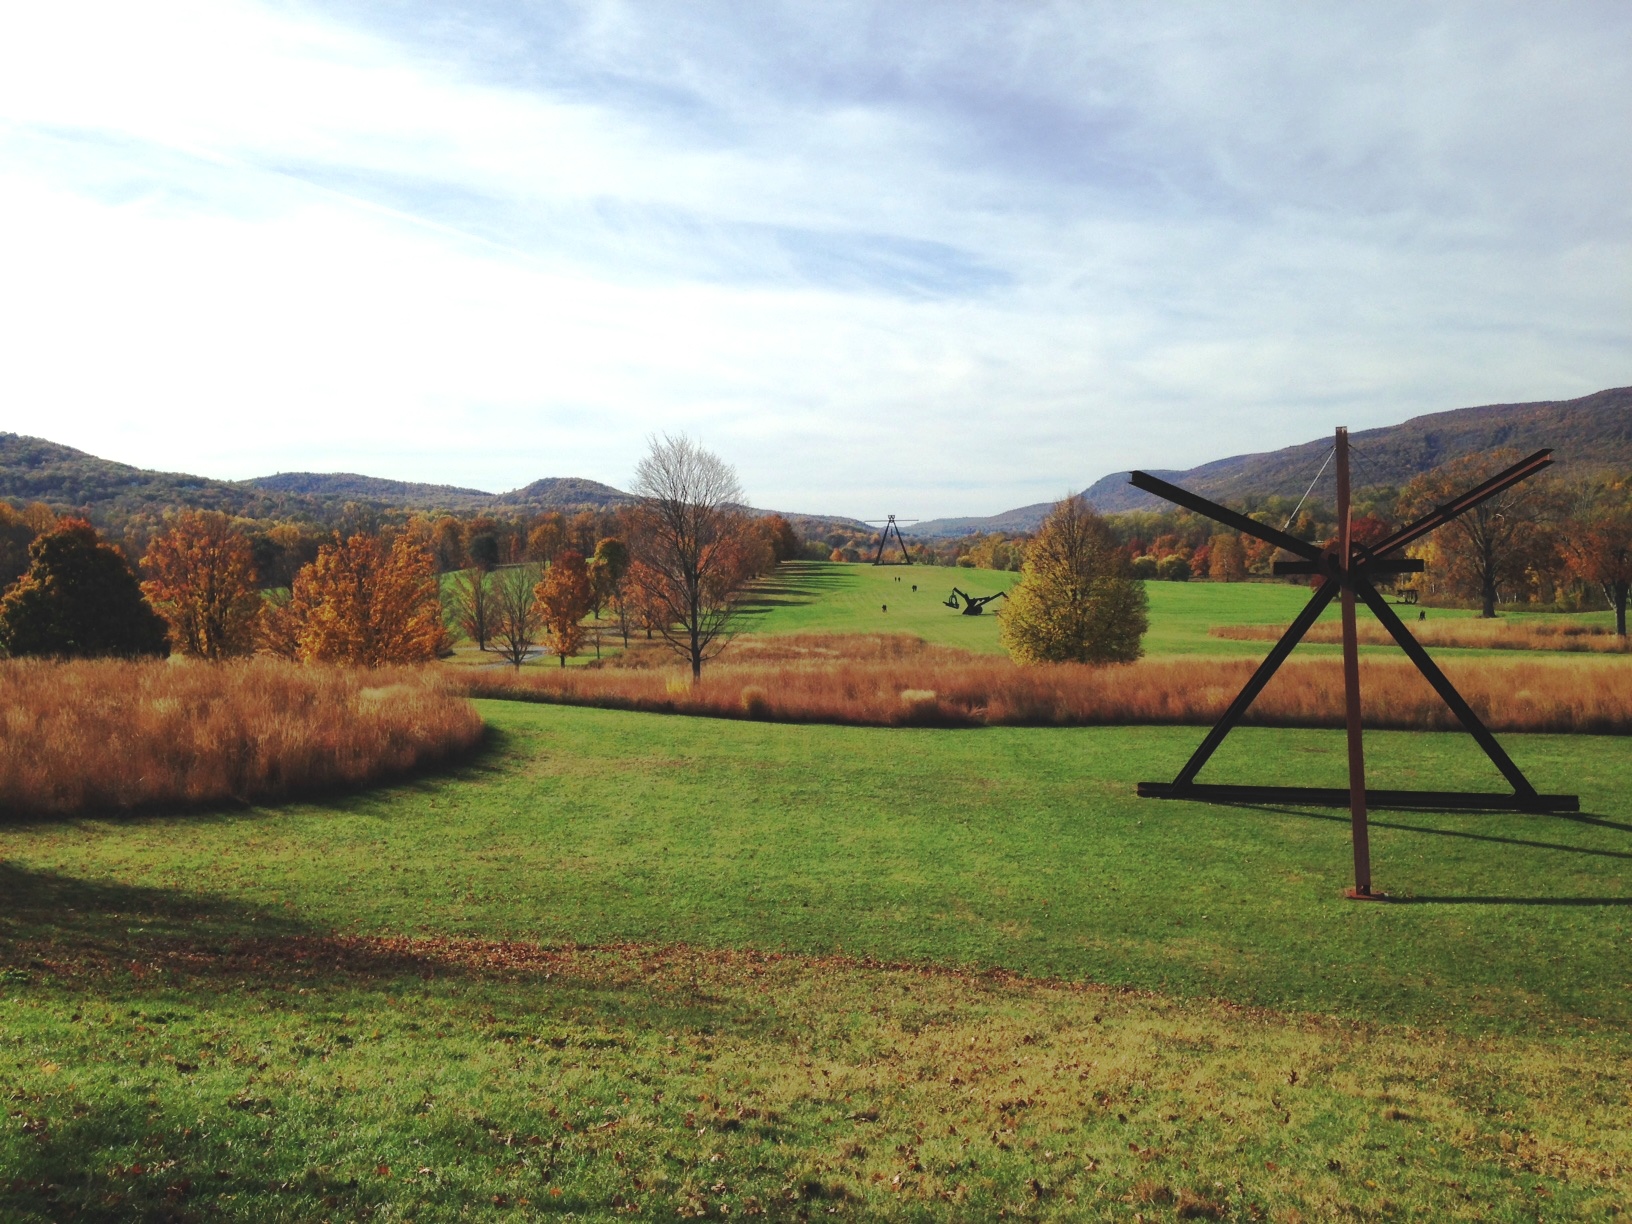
[460,632,1632,734]
[1213,616,1632,653]
[0,658,483,816]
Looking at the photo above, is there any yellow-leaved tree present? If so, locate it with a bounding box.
[140,510,261,660]
[1000,496,1147,665]
[267,532,445,665]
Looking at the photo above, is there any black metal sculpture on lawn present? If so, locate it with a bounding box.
[866,516,917,565]
[1130,428,1577,899]
[947,588,1006,616]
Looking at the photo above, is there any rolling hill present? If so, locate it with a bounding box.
[0,435,867,534]
[910,385,1632,537]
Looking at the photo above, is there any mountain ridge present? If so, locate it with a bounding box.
[908,385,1632,537]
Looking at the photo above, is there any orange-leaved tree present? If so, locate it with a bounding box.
[274,532,445,665]
[141,510,261,660]
[534,550,593,667]
[1563,480,1632,636]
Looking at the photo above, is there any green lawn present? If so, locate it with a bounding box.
[7,563,1631,1220]
[737,561,1615,660]
[4,704,1629,1219]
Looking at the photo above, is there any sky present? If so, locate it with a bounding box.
[1,2,1628,519]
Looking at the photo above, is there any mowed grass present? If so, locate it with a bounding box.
[735,562,1590,660]
[7,566,1632,1219]
[5,703,1631,1218]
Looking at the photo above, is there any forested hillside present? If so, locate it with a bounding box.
[912,385,1632,535]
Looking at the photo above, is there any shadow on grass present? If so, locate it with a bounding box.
[1394,895,1632,906]
[1223,802,1632,904]
[0,859,777,1222]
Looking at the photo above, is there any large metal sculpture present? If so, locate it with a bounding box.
[866,516,917,565]
[1131,428,1576,899]
[945,587,1007,616]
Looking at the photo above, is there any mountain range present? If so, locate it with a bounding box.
[0,434,867,535]
[3,384,1627,539]
[908,385,1632,537]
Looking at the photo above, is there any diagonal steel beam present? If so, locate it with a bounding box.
[1352,576,1538,798]
[1369,449,1552,558]
[1172,580,1340,786]
[1129,471,1323,561]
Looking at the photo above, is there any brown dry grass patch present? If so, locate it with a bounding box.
[460,632,1632,734]
[1214,617,1632,653]
[0,658,484,816]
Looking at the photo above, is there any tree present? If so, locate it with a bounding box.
[535,551,594,667]
[1207,532,1246,582]
[0,502,53,590]
[0,518,169,659]
[762,515,801,563]
[626,435,750,680]
[589,536,630,619]
[527,513,565,565]
[488,564,546,669]
[1399,450,1557,617]
[1000,496,1148,665]
[1562,482,1632,636]
[445,566,495,651]
[281,532,445,665]
[140,510,261,660]
[622,559,666,639]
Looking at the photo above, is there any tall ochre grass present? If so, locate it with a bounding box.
[1213,617,1632,653]
[0,659,483,816]
[461,633,1632,734]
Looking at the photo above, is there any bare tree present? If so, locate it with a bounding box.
[626,434,749,680]
[444,566,494,651]
[487,563,545,669]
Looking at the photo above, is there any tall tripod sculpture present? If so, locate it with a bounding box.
[1132,429,1576,899]
[866,516,918,565]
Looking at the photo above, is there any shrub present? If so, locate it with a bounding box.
[1155,555,1191,581]
[0,659,482,816]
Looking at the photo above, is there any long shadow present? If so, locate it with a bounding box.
[0,861,789,1223]
[1223,803,1632,862]
[1394,895,1632,906]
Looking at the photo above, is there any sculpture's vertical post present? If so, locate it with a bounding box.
[1336,427,1374,896]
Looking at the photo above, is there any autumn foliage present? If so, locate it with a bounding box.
[263,532,446,665]
[1000,497,1147,664]
[140,509,261,659]
[535,550,593,667]
[0,658,483,816]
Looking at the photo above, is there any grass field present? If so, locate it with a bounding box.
[734,562,1605,660]
[5,563,1631,1219]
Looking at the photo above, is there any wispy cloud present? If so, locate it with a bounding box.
[0,0,1627,515]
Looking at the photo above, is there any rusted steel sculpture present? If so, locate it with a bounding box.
[1130,429,1576,898]
[866,516,917,565]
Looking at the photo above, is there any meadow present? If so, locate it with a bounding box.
[3,563,1630,1220]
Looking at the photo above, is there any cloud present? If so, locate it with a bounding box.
[0,0,1627,516]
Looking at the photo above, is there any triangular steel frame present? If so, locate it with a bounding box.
[865,515,917,565]
[1131,446,1577,817]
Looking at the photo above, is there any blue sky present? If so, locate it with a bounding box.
[1,1,1627,517]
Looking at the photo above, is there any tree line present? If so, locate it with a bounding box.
[0,438,805,668]
[925,452,1632,632]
